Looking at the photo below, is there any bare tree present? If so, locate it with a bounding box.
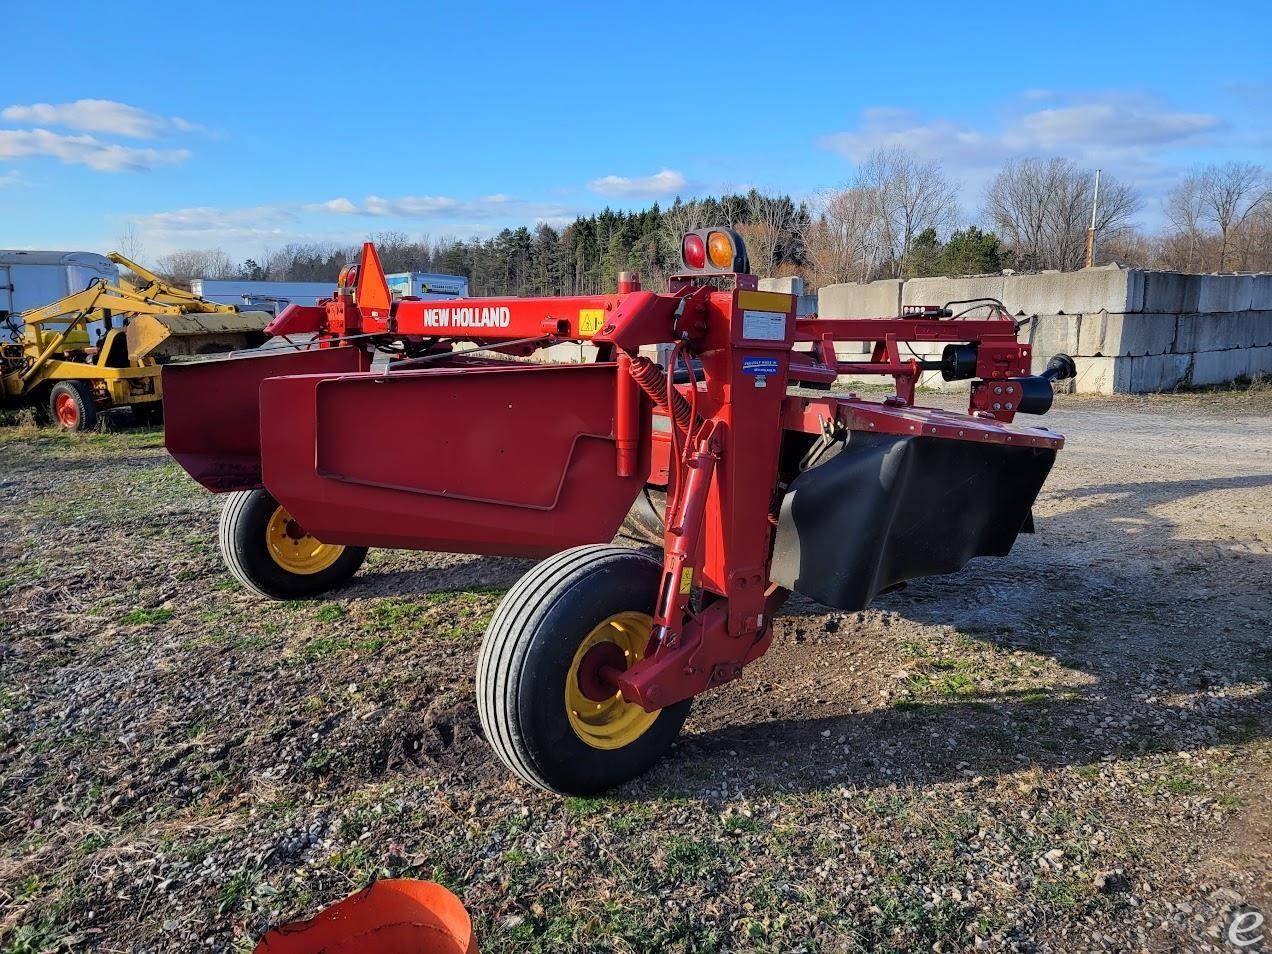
[264,242,350,281]
[1070,170,1138,269]
[111,223,149,284]
[984,158,1052,269]
[1099,228,1159,269]
[115,223,145,264]
[1236,201,1272,272]
[796,149,956,286]
[858,147,959,278]
[1164,172,1206,271]
[799,186,878,286]
[659,198,710,264]
[737,190,798,278]
[153,249,236,288]
[1196,162,1269,271]
[984,158,1138,271]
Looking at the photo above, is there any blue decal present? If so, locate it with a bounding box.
[742,357,779,376]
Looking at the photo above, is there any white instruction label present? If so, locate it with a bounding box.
[742,309,787,341]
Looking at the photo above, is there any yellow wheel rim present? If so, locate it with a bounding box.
[265,505,344,575]
[565,611,660,750]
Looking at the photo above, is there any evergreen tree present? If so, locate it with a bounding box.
[938,227,1003,276]
[905,228,944,278]
[221,191,813,294]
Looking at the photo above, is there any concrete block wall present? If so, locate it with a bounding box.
[757,275,817,316]
[818,266,1272,394]
[818,279,903,318]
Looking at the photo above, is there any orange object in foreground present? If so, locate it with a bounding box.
[254,879,476,954]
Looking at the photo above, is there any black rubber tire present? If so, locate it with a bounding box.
[476,544,691,795]
[132,402,164,426]
[619,487,667,545]
[49,381,97,432]
[218,488,368,600]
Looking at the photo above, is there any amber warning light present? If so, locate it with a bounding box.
[679,227,750,275]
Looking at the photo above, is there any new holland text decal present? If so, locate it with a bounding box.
[420,306,512,329]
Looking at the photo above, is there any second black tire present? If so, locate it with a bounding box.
[218,488,368,600]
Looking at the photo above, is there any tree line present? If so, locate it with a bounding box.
[145,150,1271,295]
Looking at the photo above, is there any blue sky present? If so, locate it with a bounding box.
[2,0,1269,261]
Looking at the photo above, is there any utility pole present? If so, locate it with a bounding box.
[1084,168,1102,269]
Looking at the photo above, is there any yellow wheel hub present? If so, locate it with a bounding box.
[265,505,344,575]
[565,611,660,750]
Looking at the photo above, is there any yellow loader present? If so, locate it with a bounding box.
[0,253,270,430]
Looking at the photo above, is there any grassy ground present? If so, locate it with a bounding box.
[0,392,1269,952]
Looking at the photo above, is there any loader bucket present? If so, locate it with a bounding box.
[125,311,272,361]
[258,362,649,555]
[164,346,370,492]
[253,878,476,954]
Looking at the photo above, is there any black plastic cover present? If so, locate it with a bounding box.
[770,431,1056,611]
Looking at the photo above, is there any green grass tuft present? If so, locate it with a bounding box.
[119,608,174,626]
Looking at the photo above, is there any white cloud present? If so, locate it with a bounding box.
[136,205,295,234]
[816,92,1233,229]
[363,194,461,217]
[1015,102,1220,149]
[131,206,296,250]
[170,116,206,135]
[0,100,207,174]
[1,99,173,139]
[588,168,688,198]
[820,108,1006,169]
[0,129,190,172]
[307,197,359,214]
[130,192,581,257]
[316,193,572,222]
[820,94,1223,173]
[0,169,20,187]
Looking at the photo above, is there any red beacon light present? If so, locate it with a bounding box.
[681,233,706,270]
[678,227,749,275]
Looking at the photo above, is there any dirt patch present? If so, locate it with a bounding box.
[1,392,1269,952]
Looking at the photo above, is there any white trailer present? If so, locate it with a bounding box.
[0,250,118,341]
[386,271,469,300]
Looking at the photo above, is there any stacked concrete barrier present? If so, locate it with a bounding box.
[817,267,1272,394]
[757,275,819,317]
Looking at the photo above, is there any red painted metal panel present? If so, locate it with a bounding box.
[164,346,368,492]
[263,304,325,338]
[779,394,1065,449]
[257,363,650,555]
[390,295,616,340]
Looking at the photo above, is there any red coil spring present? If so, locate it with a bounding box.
[627,354,694,430]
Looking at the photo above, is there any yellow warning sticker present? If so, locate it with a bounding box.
[737,290,792,313]
[679,567,694,594]
[579,309,605,337]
